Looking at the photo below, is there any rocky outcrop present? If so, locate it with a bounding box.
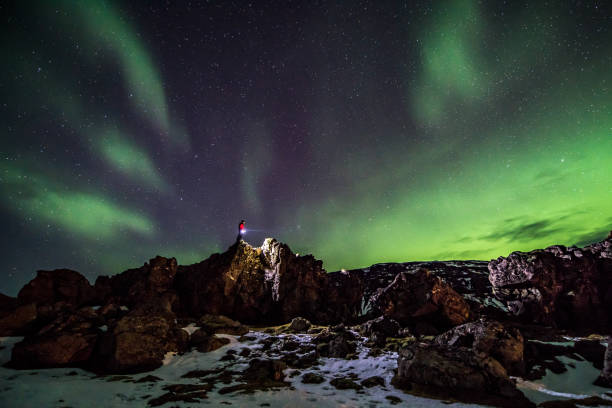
[595,337,612,388]
[392,343,534,408]
[488,233,612,329]
[94,256,178,309]
[18,268,96,307]
[8,306,102,369]
[92,303,189,373]
[175,239,361,324]
[435,319,524,375]
[371,269,471,331]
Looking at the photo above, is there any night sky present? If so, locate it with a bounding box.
[1,1,611,295]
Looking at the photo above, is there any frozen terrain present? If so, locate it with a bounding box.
[1,333,610,408]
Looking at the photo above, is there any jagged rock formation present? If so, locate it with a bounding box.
[371,269,471,332]
[175,239,361,324]
[1,230,610,406]
[93,255,179,310]
[488,232,612,329]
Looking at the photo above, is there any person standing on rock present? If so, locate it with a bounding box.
[237,219,246,242]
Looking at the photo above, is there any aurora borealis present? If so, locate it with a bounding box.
[1,1,611,295]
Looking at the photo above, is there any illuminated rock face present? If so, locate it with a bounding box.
[174,239,363,324]
[488,232,612,330]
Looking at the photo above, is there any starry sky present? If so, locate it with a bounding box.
[1,0,611,295]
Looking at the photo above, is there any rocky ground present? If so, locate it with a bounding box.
[0,233,611,407]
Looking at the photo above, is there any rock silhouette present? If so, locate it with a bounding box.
[0,231,610,405]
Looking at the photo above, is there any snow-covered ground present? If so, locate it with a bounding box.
[0,333,476,408]
[516,340,612,405]
[0,334,609,408]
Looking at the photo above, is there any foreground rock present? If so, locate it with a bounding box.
[218,358,289,394]
[92,303,188,373]
[313,325,358,358]
[392,343,534,408]
[488,232,612,329]
[360,315,401,346]
[595,337,612,388]
[8,306,101,369]
[371,269,471,332]
[288,316,311,333]
[435,319,525,375]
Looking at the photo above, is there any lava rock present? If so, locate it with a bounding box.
[218,358,289,394]
[392,342,533,408]
[330,376,363,390]
[361,375,385,388]
[435,319,525,376]
[18,269,96,307]
[175,239,364,325]
[198,314,249,335]
[371,269,471,329]
[302,372,325,384]
[488,233,612,329]
[92,303,189,373]
[93,256,178,309]
[595,337,612,388]
[8,307,101,369]
[189,328,230,352]
[288,317,311,332]
[360,316,400,344]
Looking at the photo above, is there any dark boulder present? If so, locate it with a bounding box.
[361,375,385,387]
[392,342,534,408]
[314,326,358,358]
[8,306,101,369]
[595,337,612,388]
[18,269,95,307]
[435,319,525,376]
[218,358,289,394]
[188,328,230,352]
[360,316,401,346]
[330,376,363,390]
[302,372,325,384]
[92,303,189,373]
[288,316,312,333]
[371,269,470,329]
